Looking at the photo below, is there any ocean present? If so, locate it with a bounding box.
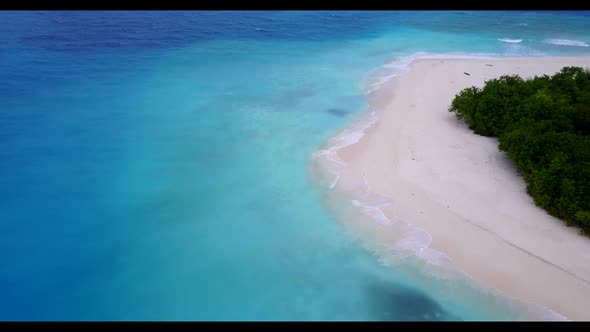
[1,11,589,321]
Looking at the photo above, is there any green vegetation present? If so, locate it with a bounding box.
[449,66,590,235]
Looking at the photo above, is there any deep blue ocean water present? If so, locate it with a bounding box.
[1,11,590,320]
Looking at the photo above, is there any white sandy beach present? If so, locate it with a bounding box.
[334,56,590,320]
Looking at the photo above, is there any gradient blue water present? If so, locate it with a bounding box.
[1,11,590,321]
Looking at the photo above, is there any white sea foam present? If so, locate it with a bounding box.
[352,199,392,225]
[498,38,523,44]
[544,39,589,47]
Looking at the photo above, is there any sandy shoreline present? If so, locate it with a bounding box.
[329,56,590,320]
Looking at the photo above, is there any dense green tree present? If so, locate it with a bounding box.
[449,66,590,235]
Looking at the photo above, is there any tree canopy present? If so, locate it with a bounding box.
[449,66,590,235]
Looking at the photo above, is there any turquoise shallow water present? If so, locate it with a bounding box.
[1,11,590,320]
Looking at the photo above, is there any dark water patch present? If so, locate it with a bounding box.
[326,108,349,117]
[366,278,460,321]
